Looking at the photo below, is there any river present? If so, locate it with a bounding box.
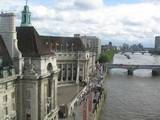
[101,53,160,120]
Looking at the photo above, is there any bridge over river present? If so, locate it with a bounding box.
[121,50,149,55]
[106,64,160,75]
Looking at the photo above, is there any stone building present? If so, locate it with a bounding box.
[80,35,101,58]
[15,4,59,120]
[52,36,94,85]
[101,42,117,54]
[54,36,96,118]
[155,36,160,51]
[0,1,98,120]
[0,2,59,120]
[0,13,22,75]
[0,35,17,120]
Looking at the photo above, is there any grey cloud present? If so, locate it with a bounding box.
[121,18,143,27]
[74,1,98,10]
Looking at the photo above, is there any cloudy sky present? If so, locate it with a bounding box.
[1,0,160,47]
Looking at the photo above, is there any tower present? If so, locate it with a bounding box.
[21,0,32,27]
[0,13,22,74]
[16,1,59,120]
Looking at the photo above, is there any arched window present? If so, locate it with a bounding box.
[23,15,26,23]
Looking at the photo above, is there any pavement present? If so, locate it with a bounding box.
[57,84,83,105]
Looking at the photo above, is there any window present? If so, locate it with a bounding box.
[12,103,15,111]
[29,15,31,23]
[58,64,61,69]
[3,95,7,102]
[11,92,15,99]
[47,63,53,73]
[79,76,82,81]
[4,83,7,90]
[26,113,31,120]
[26,90,31,99]
[12,82,15,88]
[23,15,26,23]
[5,107,8,115]
[68,77,71,81]
[26,101,31,109]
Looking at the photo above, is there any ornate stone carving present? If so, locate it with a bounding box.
[23,58,38,79]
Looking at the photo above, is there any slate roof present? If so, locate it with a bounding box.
[16,26,85,57]
[0,35,13,67]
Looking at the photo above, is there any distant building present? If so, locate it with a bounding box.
[101,42,117,53]
[80,35,101,58]
[155,36,160,51]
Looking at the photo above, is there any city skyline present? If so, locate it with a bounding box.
[1,0,160,47]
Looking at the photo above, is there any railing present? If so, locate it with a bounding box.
[106,64,160,69]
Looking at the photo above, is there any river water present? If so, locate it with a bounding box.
[101,53,160,120]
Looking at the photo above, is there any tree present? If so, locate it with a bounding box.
[99,53,109,63]
[99,49,117,63]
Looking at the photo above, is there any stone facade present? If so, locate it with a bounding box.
[57,51,91,84]
[0,3,59,120]
[0,29,17,120]
[16,57,59,120]
[0,2,99,120]
[54,35,96,85]
[0,68,17,120]
[155,36,160,51]
[0,13,22,75]
[80,35,101,58]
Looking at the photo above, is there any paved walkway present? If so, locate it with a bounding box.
[57,84,83,105]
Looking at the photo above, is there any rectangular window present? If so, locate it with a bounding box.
[12,103,15,111]
[12,82,15,88]
[4,83,7,90]
[3,95,7,102]
[26,101,31,109]
[11,92,15,99]
[5,107,8,115]
[26,113,31,120]
[26,90,31,99]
